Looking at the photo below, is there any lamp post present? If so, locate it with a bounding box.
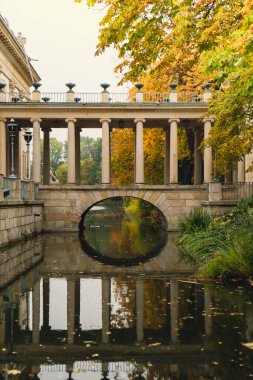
[23,130,33,180]
[7,118,18,178]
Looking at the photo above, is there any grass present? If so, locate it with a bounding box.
[177,198,253,280]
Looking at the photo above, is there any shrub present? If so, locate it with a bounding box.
[178,209,212,234]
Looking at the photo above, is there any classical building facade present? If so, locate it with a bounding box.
[0,12,40,179]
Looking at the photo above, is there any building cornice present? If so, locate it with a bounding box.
[0,14,41,86]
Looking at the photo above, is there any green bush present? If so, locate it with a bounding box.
[202,229,253,280]
[177,196,253,280]
[178,209,212,234]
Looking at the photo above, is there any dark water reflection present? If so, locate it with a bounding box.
[79,197,168,265]
[0,234,253,380]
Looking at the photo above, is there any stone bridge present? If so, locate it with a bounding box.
[40,184,230,231]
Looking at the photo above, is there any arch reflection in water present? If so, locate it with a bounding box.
[79,196,168,266]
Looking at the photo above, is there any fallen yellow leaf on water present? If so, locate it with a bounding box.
[242,342,253,350]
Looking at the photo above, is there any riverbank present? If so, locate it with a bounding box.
[177,196,253,280]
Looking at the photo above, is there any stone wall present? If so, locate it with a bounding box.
[0,235,43,290]
[0,201,44,248]
[40,185,209,231]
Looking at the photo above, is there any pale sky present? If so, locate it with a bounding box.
[1,0,129,139]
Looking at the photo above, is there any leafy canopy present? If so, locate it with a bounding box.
[75,0,253,175]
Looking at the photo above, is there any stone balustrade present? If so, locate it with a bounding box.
[0,174,39,201]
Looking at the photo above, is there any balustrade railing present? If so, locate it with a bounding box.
[1,177,39,200]
[41,361,135,373]
[0,91,207,104]
[177,91,203,103]
[222,182,253,201]
[34,182,40,200]
[3,177,15,199]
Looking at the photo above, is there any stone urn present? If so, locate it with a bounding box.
[100,83,110,92]
[65,83,76,92]
[169,83,178,92]
[135,83,144,91]
[32,83,42,91]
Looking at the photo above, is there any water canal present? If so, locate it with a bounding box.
[0,198,253,379]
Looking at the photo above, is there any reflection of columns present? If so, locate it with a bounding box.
[134,118,145,184]
[169,119,179,184]
[102,278,110,344]
[0,296,6,344]
[203,118,213,183]
[164,128,170,185]
[194,128,202,185]
[0,118,7,175]
[204,288,212,336]
[75,128,81,185]
[100,119,111,184]
[32,280,40,344]
[238,158,245,183]
[67,278,75,344]
[102,362,109,378]
[246,307,253,342]
[170,280,179,343]
[136,278,144,342]
[74,279,80,331]
[42,128,51,185]
[31,119,42,183]
[42,279,50,330]
[66,118,77,184]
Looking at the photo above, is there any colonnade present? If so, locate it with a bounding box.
[30,118,216,185]
[0,116,250,184]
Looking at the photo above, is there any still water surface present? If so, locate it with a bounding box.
[0,227,253,379]
[79,197,168,265]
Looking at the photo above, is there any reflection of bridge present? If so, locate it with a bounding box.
[0,273,213,346]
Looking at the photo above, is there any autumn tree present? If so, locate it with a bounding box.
[75,0,253,176]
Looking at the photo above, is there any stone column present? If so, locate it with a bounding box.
[75,128,81,185]
[66,118,77,184]
[100,119,111,184]
[67,278,75,344]
[136,278,144,342]
[42,128,51,185]
[203,118,213,183]
[134,118,145,184]
[32,279,40,344]
[0,118,7,176]
[102,278,110,344]
[238,157,245,183]
[31,119,42,183]
[194,128,202,185]
[170,280,179,343]
[14,128,21,178]
[164,128,170,185]
[169,119,180,184]
[245,151,253,182]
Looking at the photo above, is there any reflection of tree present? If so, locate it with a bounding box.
[110,278,135,329]
[84,197,167,259]
[144,280,167,329]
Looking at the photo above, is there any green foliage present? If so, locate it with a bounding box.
[178,209,212,234]
[49,136,102,185]
[202,229,253,280]
[76,0,253,177]
[177,196,253,279]
[55,162,68,184]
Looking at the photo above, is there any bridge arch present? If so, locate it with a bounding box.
[76,189,169,231]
